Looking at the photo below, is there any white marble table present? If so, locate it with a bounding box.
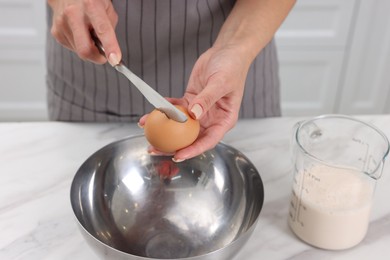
[1,116,390,260]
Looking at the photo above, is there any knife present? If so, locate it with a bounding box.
[90,31,188,123]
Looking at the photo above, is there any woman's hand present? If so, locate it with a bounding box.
[139,44,252,161]
[48,0,121,65]
[139,0,295,161]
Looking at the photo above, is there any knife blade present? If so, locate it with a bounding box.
[90,31,188,123]
[114,64,188,123]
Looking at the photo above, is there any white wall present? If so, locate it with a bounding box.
[1,0,390,121]
[0,0,47,121]
[276,0,390,116]
[336,0,390,115]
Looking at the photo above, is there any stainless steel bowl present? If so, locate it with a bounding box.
[70,135,264,260]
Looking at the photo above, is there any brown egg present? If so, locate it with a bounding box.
[144,105,200,153]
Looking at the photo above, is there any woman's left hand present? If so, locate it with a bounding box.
[139,44,252,161]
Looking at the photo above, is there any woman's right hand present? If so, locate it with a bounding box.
[48,0,121,66]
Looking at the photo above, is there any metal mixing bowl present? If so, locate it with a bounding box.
[70,135,264,260]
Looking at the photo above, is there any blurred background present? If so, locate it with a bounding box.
[1,0,390,121]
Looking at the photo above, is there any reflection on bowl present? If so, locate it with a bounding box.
[70,135,264,259]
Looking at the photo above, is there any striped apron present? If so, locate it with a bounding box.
[46,0,281,122]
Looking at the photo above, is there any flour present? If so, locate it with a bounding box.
[288,165,374,250]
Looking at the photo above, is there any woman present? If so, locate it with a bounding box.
[46,0,295,161]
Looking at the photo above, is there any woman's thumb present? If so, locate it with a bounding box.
[188,79,226,120]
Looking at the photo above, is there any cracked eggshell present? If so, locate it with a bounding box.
[144,105,200,153]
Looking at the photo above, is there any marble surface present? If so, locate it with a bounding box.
[1,115,390,260]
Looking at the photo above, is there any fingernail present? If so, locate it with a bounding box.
[108,53,120,66]
[137,122,144,129]
[172,158,185,163]
[191,104,203,120]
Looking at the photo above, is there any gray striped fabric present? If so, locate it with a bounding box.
[46,0,281,122]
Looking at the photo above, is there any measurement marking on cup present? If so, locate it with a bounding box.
[289,188,298,221]
[295,168,307,227]
[353,137,370,172]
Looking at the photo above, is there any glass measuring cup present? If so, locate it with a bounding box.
[288,115,389,250]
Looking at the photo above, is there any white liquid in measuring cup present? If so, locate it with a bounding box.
[288,165,374,250]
